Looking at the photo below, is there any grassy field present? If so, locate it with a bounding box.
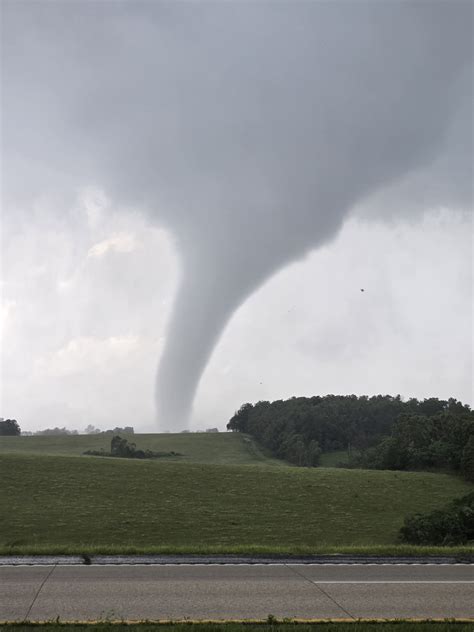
[0,433,283,465]
[319,451,351,467]
[0,451,471,554]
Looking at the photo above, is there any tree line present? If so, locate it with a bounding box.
[357,410,474,480]
[226,395,473,479]
[0,420,135,436]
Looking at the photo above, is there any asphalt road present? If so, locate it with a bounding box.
[1,564,473,622]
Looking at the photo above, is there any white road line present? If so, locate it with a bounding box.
[312,581,474,584]
[362,563,470,566]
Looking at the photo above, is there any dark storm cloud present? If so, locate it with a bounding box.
[2,1,472,428]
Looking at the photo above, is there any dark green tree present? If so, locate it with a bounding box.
[110,435,136,457]
[0,419,21,435]
[227,402,254,432]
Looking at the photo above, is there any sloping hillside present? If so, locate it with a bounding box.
[0,432,281,465]
[0,452,471,552]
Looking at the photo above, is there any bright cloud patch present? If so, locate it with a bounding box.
[37,335,141,377]
[87,233,139,259]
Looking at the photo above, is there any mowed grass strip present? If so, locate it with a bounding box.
[0,453,471,551]
[1,624,473,632]
[0,433,282,466]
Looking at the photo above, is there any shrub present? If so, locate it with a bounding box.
[83,436,183,460]
[400,491,474,545]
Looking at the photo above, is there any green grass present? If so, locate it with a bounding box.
[0,433,282,466]
[0,543,471,557]
[319,452,352,468]
[0,452,471,554]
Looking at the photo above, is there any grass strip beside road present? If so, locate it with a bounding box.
[1,622,473,632]
[0,545,473,558]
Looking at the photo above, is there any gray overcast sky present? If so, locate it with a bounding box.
[0,1,472,432]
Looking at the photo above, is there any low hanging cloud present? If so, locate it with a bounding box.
[2,1,472,429]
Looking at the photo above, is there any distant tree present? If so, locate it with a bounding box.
[35,427,78,436]
[366,436,410,470]
[0,419,21,436]
[84,424,101,434]
[206,428,219,433]
[227,403,254,433]
[306,440,322,466]
[110,435,135,457]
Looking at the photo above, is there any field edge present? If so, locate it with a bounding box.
[1,619,473,629]
[0,544,472,558]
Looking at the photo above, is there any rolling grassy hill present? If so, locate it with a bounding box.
[0,451,471,554]
[0,432,283,465]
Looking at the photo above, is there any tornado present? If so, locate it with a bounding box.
[155,217,343,429]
